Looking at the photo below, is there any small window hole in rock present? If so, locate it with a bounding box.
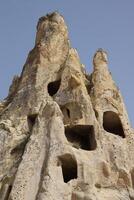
[48,79,61,96]
[59,154,77,183]
[65,125,97,150]
[103,111,125,138]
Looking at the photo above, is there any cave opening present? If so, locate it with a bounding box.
[103,111,125,138]
[65,125,97,150]
[59,154,77,183]
[48,79,61,96]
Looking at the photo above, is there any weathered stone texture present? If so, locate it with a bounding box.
[0,12,134,200]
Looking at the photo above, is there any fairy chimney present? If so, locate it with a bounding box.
[0,12,134,200]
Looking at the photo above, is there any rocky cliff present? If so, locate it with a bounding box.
[0,12,134,200]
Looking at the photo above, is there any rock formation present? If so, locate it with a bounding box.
[0,12,134,200]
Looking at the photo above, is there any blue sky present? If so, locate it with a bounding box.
[0,0,134,126]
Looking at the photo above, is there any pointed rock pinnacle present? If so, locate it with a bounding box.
[0,12,133,200]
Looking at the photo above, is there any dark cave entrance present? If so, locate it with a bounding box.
[65,125,97,150]
[103,111,125,138]
[48,79,61,96]
[59,154,77,183]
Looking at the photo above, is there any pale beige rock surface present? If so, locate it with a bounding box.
[0,12,134,200]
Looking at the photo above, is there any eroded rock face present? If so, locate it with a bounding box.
[0,12,134,200]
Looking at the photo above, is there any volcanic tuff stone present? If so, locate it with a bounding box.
[0,12,134,200]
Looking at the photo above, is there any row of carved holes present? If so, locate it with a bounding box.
[60,126,96,183]
[10,113,125,186]
[27,112,124,185]
[47,80,84,183]
[38,82,126,184]
[46,80,125,183]
[60,112,125,183]
[47,80,125,138]
[26,111,124,185]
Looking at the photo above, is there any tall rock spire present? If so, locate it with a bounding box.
[0,13,134,200]
[90,49,131,137]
